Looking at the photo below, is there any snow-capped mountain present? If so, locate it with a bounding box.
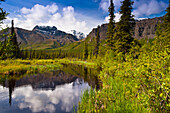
[1,25,79,50]
[68,30,85,40]
[33,25,58,35]
[32,25,78,42]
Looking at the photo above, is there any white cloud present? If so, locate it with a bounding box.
[133,0,168,17]
[100,0,123,12]
[3,3,103,35]
[100,0,109,12]
[3,1,167,35]
[104,12,122,23]
[14,82,89,113]
[0,86,8,101]
[100,0,168,18]
[0,79,90,113]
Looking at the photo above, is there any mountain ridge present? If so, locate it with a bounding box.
[87,17,163,41]
[2,26,79,50]
[1,17,163,50]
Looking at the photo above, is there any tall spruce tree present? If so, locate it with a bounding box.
[112,0,135,54]
[94,26,100,58]
[106,0,115,49]
[11,20,20,58]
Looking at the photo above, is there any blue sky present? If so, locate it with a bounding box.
[1,0,169,34]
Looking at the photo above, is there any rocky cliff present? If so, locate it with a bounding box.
[87,17,163,40]
[134,17,162,39]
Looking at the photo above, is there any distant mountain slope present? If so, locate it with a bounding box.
[87,17,163,41]
[2,26,79,50]
[1,17,162,50]
[58,17,163,53]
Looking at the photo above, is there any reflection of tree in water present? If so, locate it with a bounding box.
[1,78,16,106]
[8,79,16,106]
[61,64,101,89]
[84,67,88,82]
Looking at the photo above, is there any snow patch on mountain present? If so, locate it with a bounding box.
[33,25,57,35]
[67,30,85,40]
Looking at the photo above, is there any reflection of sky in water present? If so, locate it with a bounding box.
[0,79,90,113]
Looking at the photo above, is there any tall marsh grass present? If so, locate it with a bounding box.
[0,59,62,75]
[78,77,148,113]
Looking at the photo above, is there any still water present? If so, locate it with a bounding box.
[0,64,100,113]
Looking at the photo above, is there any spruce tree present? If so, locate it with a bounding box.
[112,0,135,54]
[106,0,115,49]
[94,26,100,58]
[11,20,20,58]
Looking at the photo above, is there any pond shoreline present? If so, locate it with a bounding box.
[0,59,97,76]
[0,61,100,113]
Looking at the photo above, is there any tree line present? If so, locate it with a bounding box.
[0,0,169,63]
[83,0,137,60]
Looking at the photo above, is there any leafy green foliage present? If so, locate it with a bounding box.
[0,0,8,24]
[79,42,169,113]
[78,1,169,113]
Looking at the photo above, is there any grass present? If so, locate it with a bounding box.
[56,58,97,68]
[78,77,148,113]
[0,58,97,75]
[0,59,62,75]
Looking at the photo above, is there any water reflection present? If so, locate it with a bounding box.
[0,78,89,113]
[8,79,15,106]
[0,64,101,113]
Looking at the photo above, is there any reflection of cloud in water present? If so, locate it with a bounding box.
[0,86,9,101]
[12,79,89,113]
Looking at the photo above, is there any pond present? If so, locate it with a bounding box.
[0,64,101,113]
